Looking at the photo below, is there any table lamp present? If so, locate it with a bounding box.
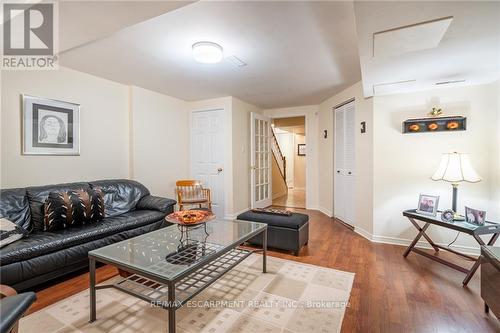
[431,152,481,220]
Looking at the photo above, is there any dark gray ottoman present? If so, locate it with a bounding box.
[236,211,309,255]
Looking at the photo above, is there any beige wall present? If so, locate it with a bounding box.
[294,133,306,189]
[1,67,130,188]
[496,80,500,215]
[372,81,500,251]
[318,82,374,235]
[231,97,261,215]
[130,86,189,198]
[263,105,319,209]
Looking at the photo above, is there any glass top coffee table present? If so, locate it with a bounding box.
[88,219,267,333]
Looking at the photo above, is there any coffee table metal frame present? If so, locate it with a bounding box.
[89,224,267,333]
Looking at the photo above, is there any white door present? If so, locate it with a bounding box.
[334,109,346,221]
[334,101,355,226]
[191,109,225,217]
[251,112,272,208]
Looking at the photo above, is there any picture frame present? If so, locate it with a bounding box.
[441,209,455,223]
[297,144,306,156]
[416,194,439,216]
[465,206,486,226]
[22,95,80,155]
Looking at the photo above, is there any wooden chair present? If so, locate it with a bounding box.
[175,180,212,211]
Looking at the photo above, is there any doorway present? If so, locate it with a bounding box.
[270,116,306,209]
[191,109,225,217]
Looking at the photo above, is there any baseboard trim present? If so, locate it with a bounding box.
[317,206,333,218]
[310,210,481,256]
[354,226,480,256]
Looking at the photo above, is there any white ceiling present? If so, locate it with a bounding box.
[354,1,500,97]
[60,1,361,108]
[59,1,195,52]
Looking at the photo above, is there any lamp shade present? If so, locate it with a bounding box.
[431,152,481,183]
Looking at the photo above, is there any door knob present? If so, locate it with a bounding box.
[336,170,341,174]
[348,171,352,175]
[217,167,223,173]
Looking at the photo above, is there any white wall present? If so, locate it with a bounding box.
[130,86,189,198]
[1,67,130,187]
[372,81,500,251]
[262,105,319,209]
[232,97,261,215]
[318,82,374,235]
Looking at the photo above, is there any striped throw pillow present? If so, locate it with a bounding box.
[44,188,105,231]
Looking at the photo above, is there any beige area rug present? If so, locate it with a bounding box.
[21,254,354,333]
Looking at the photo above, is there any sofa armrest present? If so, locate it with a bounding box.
[136,195,176,213]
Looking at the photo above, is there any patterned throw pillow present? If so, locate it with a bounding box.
[44,189,105,231]
[251,207,292,216]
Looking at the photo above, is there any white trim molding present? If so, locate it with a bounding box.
[317,206,333,218]
[312,209,481,256]
[354,226,481,256]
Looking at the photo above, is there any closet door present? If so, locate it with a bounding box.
[334,108,346,221]
[343,102,356,225]
[334,101,355,226]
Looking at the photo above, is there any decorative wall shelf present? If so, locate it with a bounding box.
[402,116,466,134]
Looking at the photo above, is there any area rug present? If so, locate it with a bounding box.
[20,254,354,333]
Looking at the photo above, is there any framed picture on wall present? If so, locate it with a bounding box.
[22,95,80,155]
[297,144,306,156]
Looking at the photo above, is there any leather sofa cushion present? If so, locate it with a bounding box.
[89,179,149,218]
[0,209,165,265]
[237,211,309,229]
[0,188,31,231]
[27,182,91,231]
[0,220,165,290]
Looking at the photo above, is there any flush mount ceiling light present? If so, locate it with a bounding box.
[192,42,223,64]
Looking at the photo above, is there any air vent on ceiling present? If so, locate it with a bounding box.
[373,16,453,57]
[226,55,247,67]
[373,79,417,95]
[435,79,466,85]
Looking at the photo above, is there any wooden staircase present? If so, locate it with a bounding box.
[271,127,287,191]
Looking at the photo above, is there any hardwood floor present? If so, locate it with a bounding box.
[272,188,306,208]
[29,209,499,332]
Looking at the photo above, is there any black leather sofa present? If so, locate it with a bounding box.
[0,179,176,291]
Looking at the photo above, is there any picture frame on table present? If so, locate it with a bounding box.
[465,206,486,226]
[22,95,80,156]
[416,194,439,216]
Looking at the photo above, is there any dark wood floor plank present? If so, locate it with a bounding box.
[28,208,500,332]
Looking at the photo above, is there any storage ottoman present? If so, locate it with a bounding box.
[236,211,309,255]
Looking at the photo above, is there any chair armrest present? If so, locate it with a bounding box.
[136,195,176,213]
[0,292,36,333]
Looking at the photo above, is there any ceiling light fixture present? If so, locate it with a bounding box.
[192,42,223,64]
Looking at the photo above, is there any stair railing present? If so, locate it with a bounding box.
[271,127,287,185]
